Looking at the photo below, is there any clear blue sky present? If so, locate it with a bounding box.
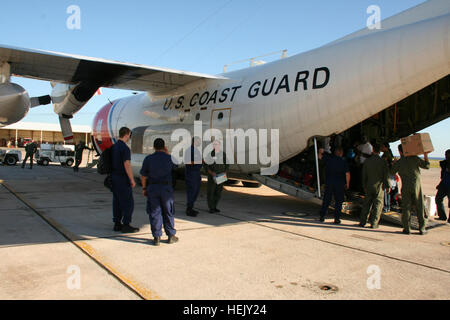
[1,0,448,157]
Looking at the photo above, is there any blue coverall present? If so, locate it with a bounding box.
[140,151,177,238]
[319,153,350,220]
[111,140,134,225]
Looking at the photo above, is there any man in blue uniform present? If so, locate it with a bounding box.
[435,149,450,222]
[318,146,351,224]
[111,127,139,233]
[140,138,178,246]
[184,136,203,217]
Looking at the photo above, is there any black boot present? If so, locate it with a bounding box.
[113,223,122,232]
[122,224,139,233]
[168,235,179,244]
[186,206,197,217]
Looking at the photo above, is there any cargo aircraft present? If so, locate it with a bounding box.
[0,0,449,197]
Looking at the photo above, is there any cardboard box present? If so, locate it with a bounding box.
[424,195,437,217]
[401,133,434,156]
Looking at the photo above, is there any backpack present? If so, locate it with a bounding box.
[442,170,450,188]
[97,146,114,175]
[103,175,113,192]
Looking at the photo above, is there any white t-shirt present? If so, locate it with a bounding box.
[358,142,373,164]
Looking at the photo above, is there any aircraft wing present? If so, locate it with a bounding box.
[0,44,226,95]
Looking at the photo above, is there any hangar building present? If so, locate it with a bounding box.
[0,122,92,147]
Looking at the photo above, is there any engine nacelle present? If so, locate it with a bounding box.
[51,82,99,117]
[0,83,30,127]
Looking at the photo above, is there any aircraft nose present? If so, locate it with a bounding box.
[92,101,115,153]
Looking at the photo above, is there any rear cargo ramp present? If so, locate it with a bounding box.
[253,174,443,230]
[252,174,321,204]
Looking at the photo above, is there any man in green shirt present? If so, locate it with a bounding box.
[359,144,389,229]
[391,144,430,235]
[204,140,229,213]
[74,141,92,172]
[22,140,37,169]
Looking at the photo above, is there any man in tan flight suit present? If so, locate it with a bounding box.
[391,144,430,235]
[359,144,389,229]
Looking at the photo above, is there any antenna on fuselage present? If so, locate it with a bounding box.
[223,49,288,73]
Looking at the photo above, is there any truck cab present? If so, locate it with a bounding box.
[0,149,22,166]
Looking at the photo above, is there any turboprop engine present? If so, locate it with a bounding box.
[51,82,100,142]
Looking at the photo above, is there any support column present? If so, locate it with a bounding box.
[314,137,321,198]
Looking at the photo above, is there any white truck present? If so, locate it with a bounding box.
[36,144,75,167]
[0,149,22,166]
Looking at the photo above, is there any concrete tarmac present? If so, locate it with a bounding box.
[0,161,449,300]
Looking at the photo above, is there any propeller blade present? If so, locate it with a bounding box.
[58,116,74,143]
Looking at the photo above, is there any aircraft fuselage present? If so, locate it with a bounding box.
[91,14,450,177]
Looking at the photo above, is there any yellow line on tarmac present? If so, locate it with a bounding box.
[75,241,161,300]
[0,180,161,300]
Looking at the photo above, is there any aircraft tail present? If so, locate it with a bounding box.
[328,0,450,46]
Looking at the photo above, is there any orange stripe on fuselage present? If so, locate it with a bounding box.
[92,101,115,152]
